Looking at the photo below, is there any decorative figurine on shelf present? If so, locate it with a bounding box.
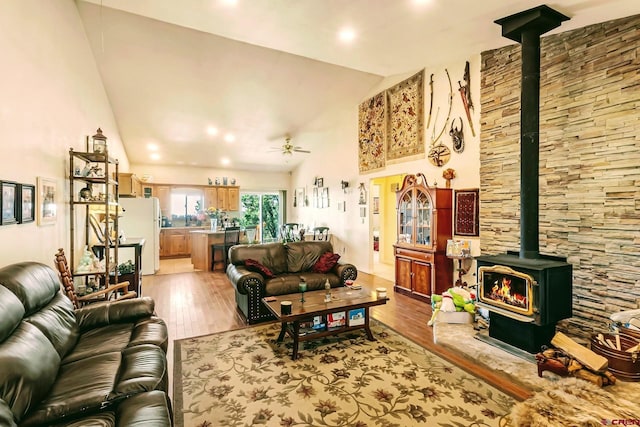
[215,177,221,185]
[208,178,213,185]
[76,247,98,273]
[79,187,92,201]
[92,128,108,154]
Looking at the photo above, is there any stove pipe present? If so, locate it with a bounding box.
[494,5,569,259]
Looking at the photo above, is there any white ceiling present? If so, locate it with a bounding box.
[77,0,640,172]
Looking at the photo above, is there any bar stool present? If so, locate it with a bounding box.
[211,227,240,271]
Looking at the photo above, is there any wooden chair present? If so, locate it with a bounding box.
[280,223,300,242]
[313,226,330,241]
[211,227,240,271]
[55,248,136,309]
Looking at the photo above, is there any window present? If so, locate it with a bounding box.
[170,187,204,226]
[240,192,281,243]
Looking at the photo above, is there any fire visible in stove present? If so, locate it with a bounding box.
[479,265,535,316]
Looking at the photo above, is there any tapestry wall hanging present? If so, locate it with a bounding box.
[454,188,479,236]
[386,70,424,162]
[358,92,386,173]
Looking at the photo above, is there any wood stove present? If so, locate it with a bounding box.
[477,6,573,354]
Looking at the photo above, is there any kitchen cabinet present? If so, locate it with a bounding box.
[156,185,171,215]
[393,173,452,302]
[160,228,195,257]
[203,187,217,210]
[118,173,142,197]
[227,187,239,211]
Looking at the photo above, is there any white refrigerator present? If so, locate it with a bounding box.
[118,197,160,275]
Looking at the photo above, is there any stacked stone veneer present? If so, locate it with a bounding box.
[480,14,640,337]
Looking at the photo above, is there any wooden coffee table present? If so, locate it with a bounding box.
[262,286,389,360]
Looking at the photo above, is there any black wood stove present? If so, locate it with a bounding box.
[476,5,573,354]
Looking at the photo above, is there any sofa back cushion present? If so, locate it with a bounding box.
[0,262,80,422]
[229,243,288,275]
[286,241,334,273]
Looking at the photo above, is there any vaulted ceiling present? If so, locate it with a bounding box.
[77,0,639,172]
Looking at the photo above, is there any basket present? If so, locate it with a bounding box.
[590,332,640,382]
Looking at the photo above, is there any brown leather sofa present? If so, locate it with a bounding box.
[226,241,357,324]
[0,262,172,427]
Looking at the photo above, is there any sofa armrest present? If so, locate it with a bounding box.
[333,262,358,284]
[75,296,155,331]
[227,264,265,295]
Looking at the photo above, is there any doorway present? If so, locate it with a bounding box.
[370,174,404,282]
[240,192,282,243]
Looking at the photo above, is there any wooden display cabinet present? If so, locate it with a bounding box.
[393,173,453,302]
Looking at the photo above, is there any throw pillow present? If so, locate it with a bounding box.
[245,259,275,278]
[312,252,341,274]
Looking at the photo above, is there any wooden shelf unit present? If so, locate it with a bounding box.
[393,173,453,302]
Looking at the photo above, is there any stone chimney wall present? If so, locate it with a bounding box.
[480,14,640,336]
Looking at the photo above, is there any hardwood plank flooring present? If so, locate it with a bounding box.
[143,259,532,402]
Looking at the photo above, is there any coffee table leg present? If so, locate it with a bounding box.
[277,322,287,342]
[364,308,375,341]
[292,321,300,360]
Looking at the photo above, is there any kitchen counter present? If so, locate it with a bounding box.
[190,229,248,271]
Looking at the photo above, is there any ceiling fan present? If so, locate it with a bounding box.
[270,135,310,155]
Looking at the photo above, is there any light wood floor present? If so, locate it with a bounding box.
[143,258,532,402]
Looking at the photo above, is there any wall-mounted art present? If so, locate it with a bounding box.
[19,183,35,223]
[37,177,57,226]
[358,92,386,173]
[454,188,479,236]
[1,181,18,225]
[386,70,424,162]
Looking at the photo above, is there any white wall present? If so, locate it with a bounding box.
[129,163,290,191]
[290,56,482,285]
[0,0,127,267]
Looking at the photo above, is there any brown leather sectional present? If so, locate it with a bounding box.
[0,262,171,426]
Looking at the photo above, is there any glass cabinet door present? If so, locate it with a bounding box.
[415,189,432,246]
[397,192,413,243]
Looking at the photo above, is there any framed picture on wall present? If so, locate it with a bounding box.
[37,177,57,226]
[19,183,35,223]
[1,181,18,225]
[373,197,380,214]
[454,188,479,236]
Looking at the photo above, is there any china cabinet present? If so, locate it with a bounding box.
[394,173,453,302]
[69,148,120,294]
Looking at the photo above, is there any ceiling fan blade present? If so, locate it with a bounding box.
[293,148,311,153]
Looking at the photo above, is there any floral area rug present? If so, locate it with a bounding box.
[174,320,515,426]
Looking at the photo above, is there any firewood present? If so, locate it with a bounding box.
[573,369,604,387]
[603,370,617,385]
[567,359,583,373]
[615,334,621,350]
[551,332,608,372]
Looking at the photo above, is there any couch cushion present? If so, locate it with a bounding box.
[229,243,288,275]
[286,241,333,273]
[51,412,115,427]
[115,390,171,427]
[0,322,60,423]
[312,252,341,273]
[128,317,169,353]
[0,262,60,316]
[0,285,24,343]
[245,259,275,278]
[24,292,79,359]
[111,344,168,398]
[62,323,134,365]
[264,273,340,296]
[19,351,121,427]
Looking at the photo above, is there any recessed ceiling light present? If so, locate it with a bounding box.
[338,27,356,43]
[147,143,159,151]
[220,0,237,6]
[207,126,219,136]
[221,157,231,165]
[190,162,198,165]
[150,153,160,160]
[224,133,235,143]
[177,161,184,165]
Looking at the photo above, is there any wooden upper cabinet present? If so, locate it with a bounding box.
[203,187,217,210]
[118,173,142,197]
[227,187,239,211]
[156,185,171,215]
[217,187,228,210]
